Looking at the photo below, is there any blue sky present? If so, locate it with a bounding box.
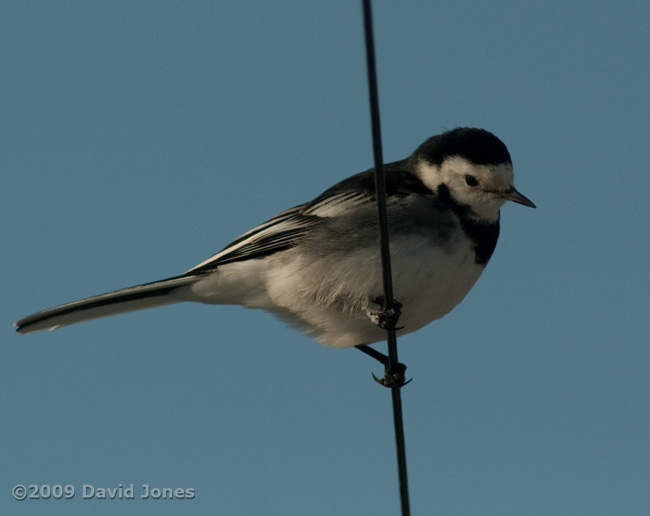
[2,1,649,515]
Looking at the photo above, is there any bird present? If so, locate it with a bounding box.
[14,128,535,351]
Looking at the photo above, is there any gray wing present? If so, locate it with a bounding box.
[186,161,433,272]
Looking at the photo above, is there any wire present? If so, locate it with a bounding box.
[361,1,411,514]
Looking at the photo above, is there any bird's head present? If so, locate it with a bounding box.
[413,128,535,222]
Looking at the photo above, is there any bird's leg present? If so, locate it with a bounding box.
[355,344,390,365]
[355,344,411,388]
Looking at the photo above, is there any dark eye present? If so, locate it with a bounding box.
[465,175,479,187]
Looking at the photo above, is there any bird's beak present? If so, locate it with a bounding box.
[504,187,536,208]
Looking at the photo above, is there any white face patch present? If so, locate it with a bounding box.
[414,156,516,222]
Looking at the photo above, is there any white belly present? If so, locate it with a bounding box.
[184,233,486,348]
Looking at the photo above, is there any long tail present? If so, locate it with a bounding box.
[14,274,202,334]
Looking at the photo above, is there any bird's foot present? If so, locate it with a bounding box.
[372,362,412,388]
[366,298,404,331]
[355,344,411,388]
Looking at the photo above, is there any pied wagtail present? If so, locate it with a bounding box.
[15,128,535,358]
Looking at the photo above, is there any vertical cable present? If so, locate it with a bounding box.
[361,1,410,514]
